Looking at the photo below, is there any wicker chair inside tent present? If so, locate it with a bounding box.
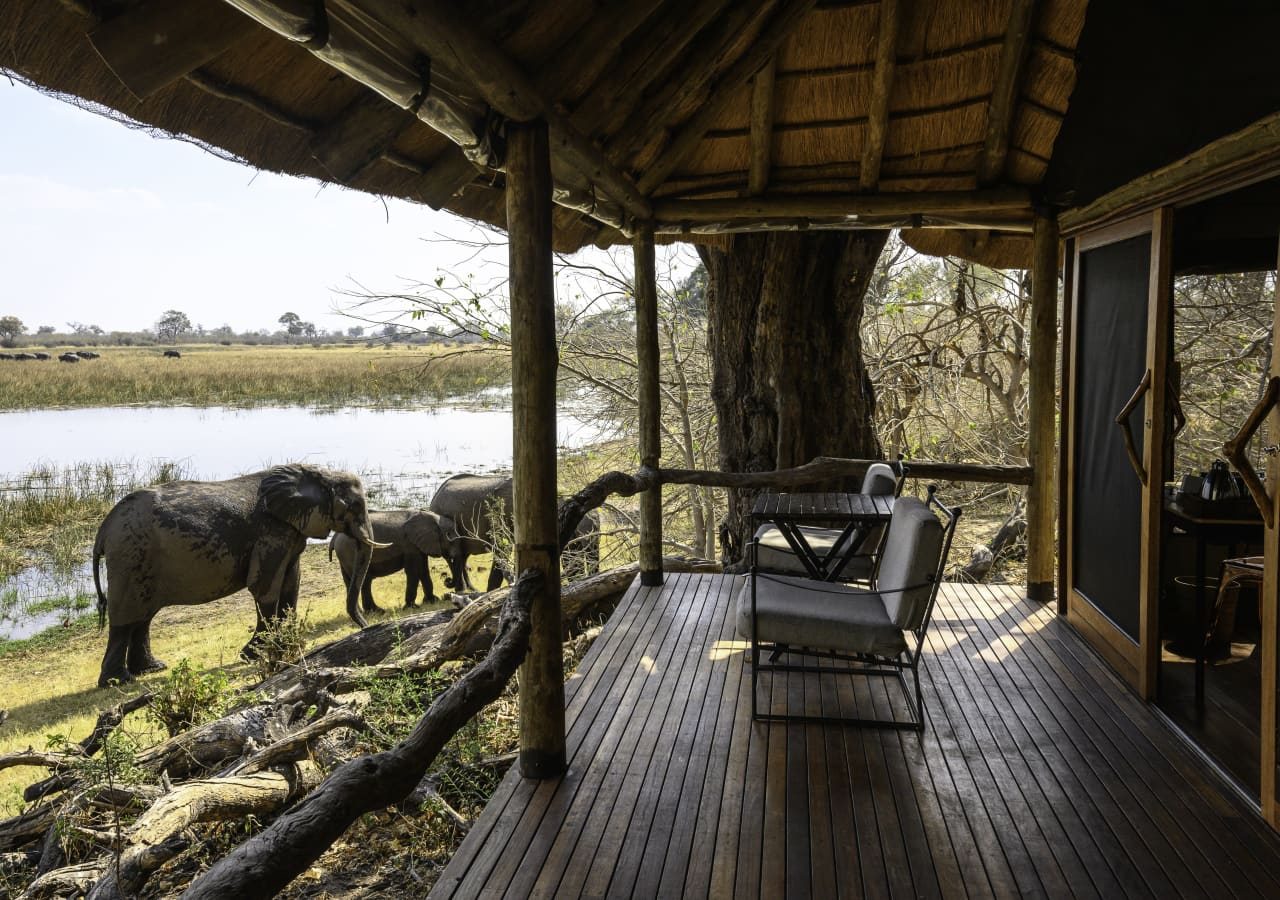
[737,487,959,731]
[753,461,904,583]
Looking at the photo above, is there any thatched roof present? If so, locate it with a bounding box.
[0,0,1213,265]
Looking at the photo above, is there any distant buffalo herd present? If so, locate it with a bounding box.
[0,350,100,362]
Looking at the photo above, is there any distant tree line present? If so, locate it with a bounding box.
[0,309,480,348]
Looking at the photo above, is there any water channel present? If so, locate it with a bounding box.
[0,400,608,639]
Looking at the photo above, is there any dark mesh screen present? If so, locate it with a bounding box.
[1072,235,1151,639]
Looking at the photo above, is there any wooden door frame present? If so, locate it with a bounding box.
[1262,239,1280,826]
[1063,209,1172,697]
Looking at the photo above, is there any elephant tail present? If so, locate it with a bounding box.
[92,530,107,629]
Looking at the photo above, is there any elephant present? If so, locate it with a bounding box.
[329,509,461,611]
[428,473,600,591]
[0,353,11,360]
[13,353,35,361]
[58,353,79,363]
[75,350,99,359]
[164,350,182,358]
[32,352,50,360]
[91,463,387,687]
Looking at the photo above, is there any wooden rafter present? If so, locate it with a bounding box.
[859,0,901,190]
[638,0,820,194]
[563,0,730,142]
[88,0,257,99]
[534,0,669,106]
[309,94,416,184]
[601,0,777,167]
[653,187,1032,222]
[977,0,1039,185]
[748,57,777,195]
[376,0,651,221]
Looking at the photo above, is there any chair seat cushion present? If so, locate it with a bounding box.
[735,573,908,657]
[753,524,874,581]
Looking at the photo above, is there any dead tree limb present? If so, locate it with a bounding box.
[87,765,323,899]
[180,571,538,900]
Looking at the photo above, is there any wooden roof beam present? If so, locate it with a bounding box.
[562,0,729,142]
[977,0,1039,185]
[379,0,652,222]
[605,1,780,170]
[859,0,901,191]
[88,0,258,99]
[638,0,820,194]
[309,93,417,184]
[653,187,1033,222]
[747,57,778,195]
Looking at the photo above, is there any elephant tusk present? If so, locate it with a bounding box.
[363,538,395,549]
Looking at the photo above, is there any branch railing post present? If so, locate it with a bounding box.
[634,223,664,586]
[1026,212,1059,604]
[507,118,566,779]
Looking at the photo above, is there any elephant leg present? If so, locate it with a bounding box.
[403,561,420,608]
[98,625,135,687]
[486,564,508,592]
[362,576,381,612]
[279,558,300,617]
[420,556,436,605]
[126,616,166,676]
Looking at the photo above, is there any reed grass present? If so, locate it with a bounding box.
[0,344,510,410]
[0,460,189,581]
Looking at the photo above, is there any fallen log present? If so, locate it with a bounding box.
[960,498,1026,582]
[86,765,322,899]
[19,859,107,900]
[180,570,538,900]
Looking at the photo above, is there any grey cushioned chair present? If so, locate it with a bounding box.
[753,460,904,583]
[737,485,959,731]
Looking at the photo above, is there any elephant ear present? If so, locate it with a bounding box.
[260,465,335,539]
[404,512,448,556]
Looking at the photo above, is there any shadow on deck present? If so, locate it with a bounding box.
[430,573,1280,899]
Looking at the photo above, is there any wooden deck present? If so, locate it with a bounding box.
[430,573,1280,899]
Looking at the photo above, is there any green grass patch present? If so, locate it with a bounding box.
[0,344,510,410]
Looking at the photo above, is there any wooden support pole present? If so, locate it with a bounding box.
[507,119,565,779]
[1026,212,1059,604]
[634,224,663,586]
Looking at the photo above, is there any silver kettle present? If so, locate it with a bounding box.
[1201,459,1242,501]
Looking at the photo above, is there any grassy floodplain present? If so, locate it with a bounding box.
[0,343,511,410]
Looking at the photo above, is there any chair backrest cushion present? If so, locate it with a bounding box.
[861,462,897,496]
[876,496,944,629]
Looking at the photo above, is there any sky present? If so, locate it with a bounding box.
[0,80,511,335]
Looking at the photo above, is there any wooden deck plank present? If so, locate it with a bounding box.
[432,573,663,897]
[928,592,1103,898]
[963,585,1256,897]
[947,586,1196,899]
[935,586,1152,898]
[519,574,716,899]
[1035,617,1278,895]
[430,575,1280,900]
[607,575,738,896]
[574,575,725,898]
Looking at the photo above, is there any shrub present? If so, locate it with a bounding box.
[149,659,232,737]
[250,611,309,679]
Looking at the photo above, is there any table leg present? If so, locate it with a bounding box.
[776,522,823,579]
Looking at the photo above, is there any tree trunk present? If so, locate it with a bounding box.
[699,230,888,560]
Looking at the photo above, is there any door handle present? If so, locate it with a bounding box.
[1224,375,1280,528]
[1115,369,1152,485]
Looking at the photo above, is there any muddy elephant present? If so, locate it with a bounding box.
[428,474,600,591]
[92,464,386,687]
[329,509,461,611]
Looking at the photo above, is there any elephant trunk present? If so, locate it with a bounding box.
[345,540,373,629]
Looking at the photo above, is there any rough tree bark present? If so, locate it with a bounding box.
[699,231,889,559]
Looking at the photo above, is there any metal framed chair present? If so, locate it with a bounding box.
[752,460,907,583]
[737,485,960,731]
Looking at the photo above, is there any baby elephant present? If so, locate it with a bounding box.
[330,509,459,612]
